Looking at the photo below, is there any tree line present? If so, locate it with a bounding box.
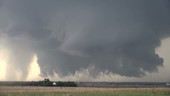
[0,79,77,87]
[30,79,77,87]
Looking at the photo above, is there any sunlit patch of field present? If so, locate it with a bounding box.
[0,86,170,96]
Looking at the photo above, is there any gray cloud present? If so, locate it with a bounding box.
[0,0,170,80]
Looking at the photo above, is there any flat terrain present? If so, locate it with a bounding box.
[0,86,170,96]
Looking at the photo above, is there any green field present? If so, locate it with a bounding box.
[0,86,170,96]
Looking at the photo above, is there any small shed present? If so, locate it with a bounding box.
[53,82,56,86]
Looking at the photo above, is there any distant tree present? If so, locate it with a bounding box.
[43,78,52,86]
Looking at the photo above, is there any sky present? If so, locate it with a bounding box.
[0,0,170,82]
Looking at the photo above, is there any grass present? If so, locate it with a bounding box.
[0,86,170,96]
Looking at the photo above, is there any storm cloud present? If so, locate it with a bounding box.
[0,0,170,80]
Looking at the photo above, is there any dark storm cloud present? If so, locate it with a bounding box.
[0,0,170,79]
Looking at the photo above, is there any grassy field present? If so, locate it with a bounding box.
[0,86,170,96]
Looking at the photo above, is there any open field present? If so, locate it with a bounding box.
[0,86,170,96]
